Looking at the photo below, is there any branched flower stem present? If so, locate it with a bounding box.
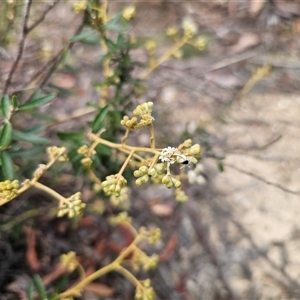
[118,149,135,176]
[140,35,189,80]
[59,228,144,299]
[33,181,67,204]
[89,133,160,156]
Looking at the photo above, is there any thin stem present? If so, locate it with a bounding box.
[33,181,67,203]
[39,20,85,89]
[3,0,32,94]
[140,36,189,80]
[0,208,44,231]
[122,128,131,145]
[149,124,155,149]
[115,265,142,290]
[59,262,116,299]
[118,149,135,176]
[88,169,102,185]
[89,133,160,156]
[149,152,160,169]
[25,0,60,33]
[59,235,143,299]
[18,47,66,92]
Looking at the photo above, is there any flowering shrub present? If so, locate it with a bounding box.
[0,1,206,299]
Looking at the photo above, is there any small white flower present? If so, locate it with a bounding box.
[159,147,190,165]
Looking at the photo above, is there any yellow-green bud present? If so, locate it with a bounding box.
[139,166,148,173]
[140,175,149,184]
[189,157,198,164]
[148,168,157,177]
[162,175,170,184]
[115,184,121,194]
[174,180,182,188]
[166,181,173,189]
[135,177,142,186]
[134,170,142,177]
[155,163,165,174]
[190,144,201,155]
[68,210,75,218]
[109,184,116,192]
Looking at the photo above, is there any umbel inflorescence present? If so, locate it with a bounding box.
[81,101,201,204]
[0,102,200,217]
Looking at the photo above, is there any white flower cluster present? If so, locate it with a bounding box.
[159,147,189,165]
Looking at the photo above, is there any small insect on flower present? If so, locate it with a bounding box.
[177,154,191,168]
[159,147,190,168]
[181,159,190,165]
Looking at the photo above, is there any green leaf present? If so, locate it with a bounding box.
[54,275,69,293]
[48,83,74,97]
[12,130,49,144]
[57,131,83,141]
[25,283,34,300]
[96,144,111,156]
[60,49,70,65]
[105,38,118,51]
[18,93,57,111]
[217,161,224,172]
[92,105,110,133]
[104,13,130,32]
[1,94,11,119]
[69,29,100,44]
[24,124,46,134]
[96,53,111,66]
[1,150,15,179]
[31,110,56,121]
[86,2,92,14]
[11,95,18,109]
[0,122,13,147]
[116,34,126,48]
[33,274,47,298]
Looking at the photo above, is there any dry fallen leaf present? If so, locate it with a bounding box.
[23,226,40,272]
[274,0,300,18]
[229,32,260,54]
[151,203,173,217]
[249,0,266,17]
[159,232,178,262]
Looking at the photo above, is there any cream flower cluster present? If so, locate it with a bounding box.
[159,146,190,165]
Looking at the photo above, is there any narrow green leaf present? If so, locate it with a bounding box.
[12,130,49,144]
[57,131,83,141]
[54,275,69,293]
[69,29,100,44]
[25,283,34,300]
[1,95,11,119]
[24,124,46,134]
[1,150,15,179]
[92,105,110,133]
[10,145,43,159]
[104,13,130,32]
[60,49,70,65]
[105,38,118,51]
[86,2,92,14]
[217,161,224,172]
[0,122,13,147]
[96,53,111,66]
[96,144,111,156]
[29,89,43,101]
[18,93,57,111]
[33,274,47,298]
[117,34,126,48]
[11,95,18,109]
